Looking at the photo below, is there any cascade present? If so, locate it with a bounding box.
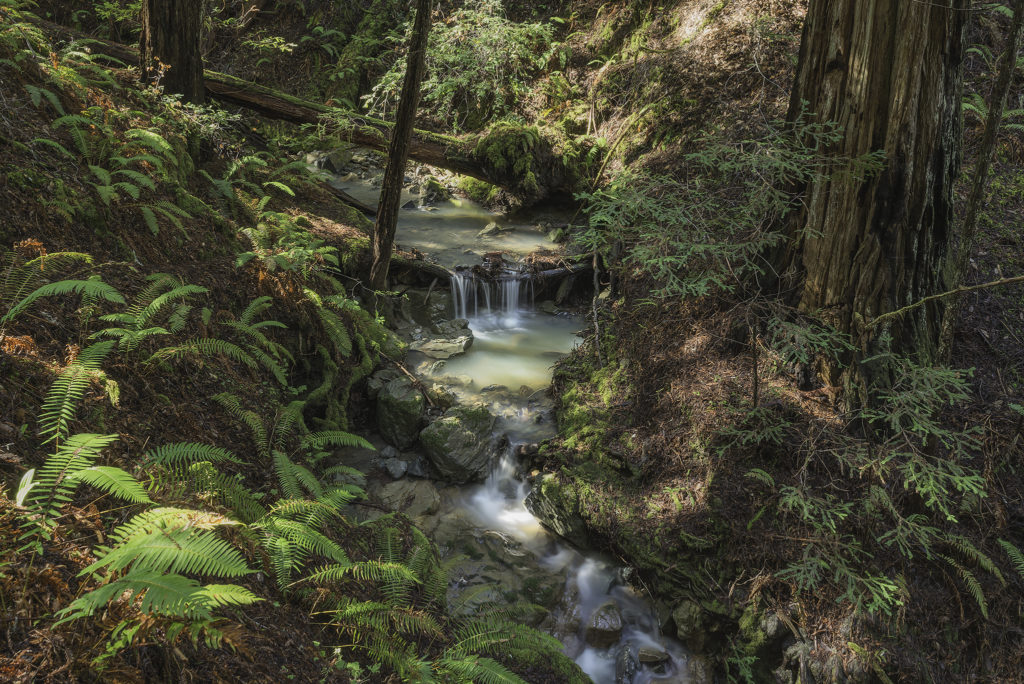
[449,268,534,321]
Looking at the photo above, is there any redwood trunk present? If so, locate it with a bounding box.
[784,0,967,391]
[368,0,432,291]
[140,0,205,104]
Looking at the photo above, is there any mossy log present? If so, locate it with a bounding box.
[35,19,579,203]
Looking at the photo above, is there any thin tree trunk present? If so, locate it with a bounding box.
[140,0,205,104]
[368,0,432,291]
[938,0,1024,361]
[782,0,967,400]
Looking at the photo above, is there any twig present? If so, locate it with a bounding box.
[864,273,1024,333]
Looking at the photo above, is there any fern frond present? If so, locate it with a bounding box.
[28,433,119,522]
[941,554,988,618]
[146,442,243,470]
[301,431,374,451]
[439,655,527,684]
[85,528,252,578]
[66,466,152,504]
[149,338,260,372]
[998,539,1024,581]
[948,534,1004,585]
[3,279,124,326]
[38,341,114,444]
[306,561,416,585]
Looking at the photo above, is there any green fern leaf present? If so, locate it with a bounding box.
[66,466,152,504]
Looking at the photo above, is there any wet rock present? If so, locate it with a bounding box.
[376,479,440,517]
[379,445,399,460]
[478,221,509,238]
[366,369,401,401]
[401,200,417,210]
[419,405,496,483]
[525,473,588,547]
[538,300,559,315]
[319,147,353,173]
[377,377,426,449]
[406,453,430,478]
[480,384,507,393]
[382,457,408,479]
[672,600,705,652]
[615,643,638,683]
[425,383,457,409]
[421,176,450,203]
[409,335,473,359]
[637,647,670,664]
[585,601,623,648]
[432,318,471,336]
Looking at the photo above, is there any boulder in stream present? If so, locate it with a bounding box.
[586,601,624,648]
[375,479,440,517]
[525,473,589,548]
[478,221,510,237]
[377,377,426,449]
[419,405,496,483]
[408,335,472,359]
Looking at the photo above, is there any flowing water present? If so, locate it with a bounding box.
[339,174,691,682]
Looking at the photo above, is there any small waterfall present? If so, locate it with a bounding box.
[449,268,534,322]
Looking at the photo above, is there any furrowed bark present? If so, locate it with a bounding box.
[782,0,968,398]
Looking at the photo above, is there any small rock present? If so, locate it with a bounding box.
[538,300,558,315]
[401,200,417,210]
[382,457,408,479]
[377,479,440,517]
[637,647,670,664]
[481,384,508,393]
[380,445,399,460]
[615,643,638,684]
[377,377,426,449]
[477,221,508,238]
[585,601,623,648]
[338,172,357,183]
[408,335,473,359]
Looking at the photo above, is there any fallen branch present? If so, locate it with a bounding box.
[33,18,577,202]
[865,273,1024,332]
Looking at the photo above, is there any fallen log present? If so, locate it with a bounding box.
[34,18,582,203]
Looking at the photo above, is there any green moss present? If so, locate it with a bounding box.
[457,176,500,204]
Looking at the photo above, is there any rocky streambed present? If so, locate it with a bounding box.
[320,159,703,683]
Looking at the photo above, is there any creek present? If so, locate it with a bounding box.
[336,168,691,683]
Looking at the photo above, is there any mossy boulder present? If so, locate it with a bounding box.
[524,473,589,548]
[419,405,496,483]
[377,377,425,449]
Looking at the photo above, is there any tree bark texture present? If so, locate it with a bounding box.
[369,0,433,291]
[140,0,205,104]
[784,0,967,386]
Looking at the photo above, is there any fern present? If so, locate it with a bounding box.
[941,555,988,618]
[998,539,1024,580]
[57,570,260,623]
[438,655,527,684]
[2,278,124,329]
[146,442,244,469]
[84,527,252,578]
[23,433,146,529]
[38,340,115,445]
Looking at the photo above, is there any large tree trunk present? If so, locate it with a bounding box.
[783,0,967,395]
[140,0,205,104]
[369,0,432,290]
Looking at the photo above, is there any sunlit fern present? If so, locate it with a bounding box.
[0,245,123,338]
[38,340,115,446]
[92,272,206,352]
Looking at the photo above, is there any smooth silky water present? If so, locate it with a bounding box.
[345,177,691,682]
